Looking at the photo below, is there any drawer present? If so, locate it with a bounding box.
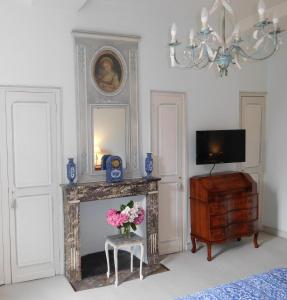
[210,228,226,241]
[228,195,258,210]
[210,208,258,229]
[210,221,258,241]
[210,215,227,228]
[228,208,258,224]
[209,202,227,215]
[227,222,258,237]
[209,194,258,215]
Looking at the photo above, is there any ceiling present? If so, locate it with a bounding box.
[19,0,287,29]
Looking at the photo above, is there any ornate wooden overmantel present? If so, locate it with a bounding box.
[62,177,161,285]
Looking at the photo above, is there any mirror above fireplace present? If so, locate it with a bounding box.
[92,105,128,171]
[74,31,141,182]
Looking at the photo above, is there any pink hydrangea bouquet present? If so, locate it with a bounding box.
[106,201,145,236]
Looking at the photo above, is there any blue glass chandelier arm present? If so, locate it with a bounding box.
[233,34,279,61]
[170,43,211,70]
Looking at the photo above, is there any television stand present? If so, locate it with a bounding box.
[190,172,259,261]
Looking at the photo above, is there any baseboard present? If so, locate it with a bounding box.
[263,226,287,239]
[185,240,191,251]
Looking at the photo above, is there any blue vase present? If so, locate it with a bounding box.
[67,158,76,184]
[145,153,153,178]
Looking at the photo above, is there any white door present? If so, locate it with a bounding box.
[240,93,266,226]
[5,89,60,283]
[151,91,187,255]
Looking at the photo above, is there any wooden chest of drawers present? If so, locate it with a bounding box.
[190,172,259,261]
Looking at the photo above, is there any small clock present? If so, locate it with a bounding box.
[106,156,123,183]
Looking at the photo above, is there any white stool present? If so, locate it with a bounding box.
[105,233,144,287]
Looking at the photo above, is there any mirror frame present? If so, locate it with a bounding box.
[73,31,141,182]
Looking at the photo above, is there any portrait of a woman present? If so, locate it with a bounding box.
[93,50,124,94]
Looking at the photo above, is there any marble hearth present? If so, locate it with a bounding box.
[61,177,161,287]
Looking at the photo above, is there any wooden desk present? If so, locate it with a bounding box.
[190,172,259,261]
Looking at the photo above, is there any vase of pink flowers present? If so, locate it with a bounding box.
[106,201,145,237]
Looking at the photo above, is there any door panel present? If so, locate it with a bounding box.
[151,91,186,255]
[158,105,178,176]
[159,183,178,242]
[12,103,52,188]
[15,195,53,267]
[6,91,58,283]
[240,94,265,226]
[244,103,263,168]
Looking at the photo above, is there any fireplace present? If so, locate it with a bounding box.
[62,177,161,289]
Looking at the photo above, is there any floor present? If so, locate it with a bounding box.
[1,233,287,300]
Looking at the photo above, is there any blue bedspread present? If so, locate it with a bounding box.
[176,268,287,300]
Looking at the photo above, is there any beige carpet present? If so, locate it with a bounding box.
[1,233,287,300]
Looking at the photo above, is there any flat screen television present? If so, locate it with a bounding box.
[196,130,246,165]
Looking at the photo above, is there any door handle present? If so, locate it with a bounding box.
[11,199,17,210]
[9,188,17,209]
[177,182,183,191]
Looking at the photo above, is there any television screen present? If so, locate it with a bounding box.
[196,130,246,165]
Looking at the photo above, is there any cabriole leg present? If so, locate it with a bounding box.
[254,232,259,248]
[191,236,197,253]
[207,243,212,261]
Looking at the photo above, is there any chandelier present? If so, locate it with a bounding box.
[168,0,284,76]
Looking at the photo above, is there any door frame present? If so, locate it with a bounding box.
[239,91,266,228]
[0,86,63,284]
[150,90,189,252]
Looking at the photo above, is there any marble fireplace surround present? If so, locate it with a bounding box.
[62,177,161,286]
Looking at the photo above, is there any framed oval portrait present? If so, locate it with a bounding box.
[91,47,127,96]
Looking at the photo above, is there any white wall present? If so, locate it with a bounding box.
[0,0,267,256]
[264,38,287,235]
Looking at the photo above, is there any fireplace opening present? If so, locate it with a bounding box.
[81,250,145,279]
[80,195,146,279]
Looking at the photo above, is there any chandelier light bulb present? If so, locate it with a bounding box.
[234,24,240,41]
[201,7,209,29]
[273,16,279,25]
[189,29,195,45]
[170,22,177,43]
[258,0,266,21]
[273,16,279,30]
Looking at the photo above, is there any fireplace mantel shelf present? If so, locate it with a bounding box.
[62,177,161,203]
[62,177,161,286]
